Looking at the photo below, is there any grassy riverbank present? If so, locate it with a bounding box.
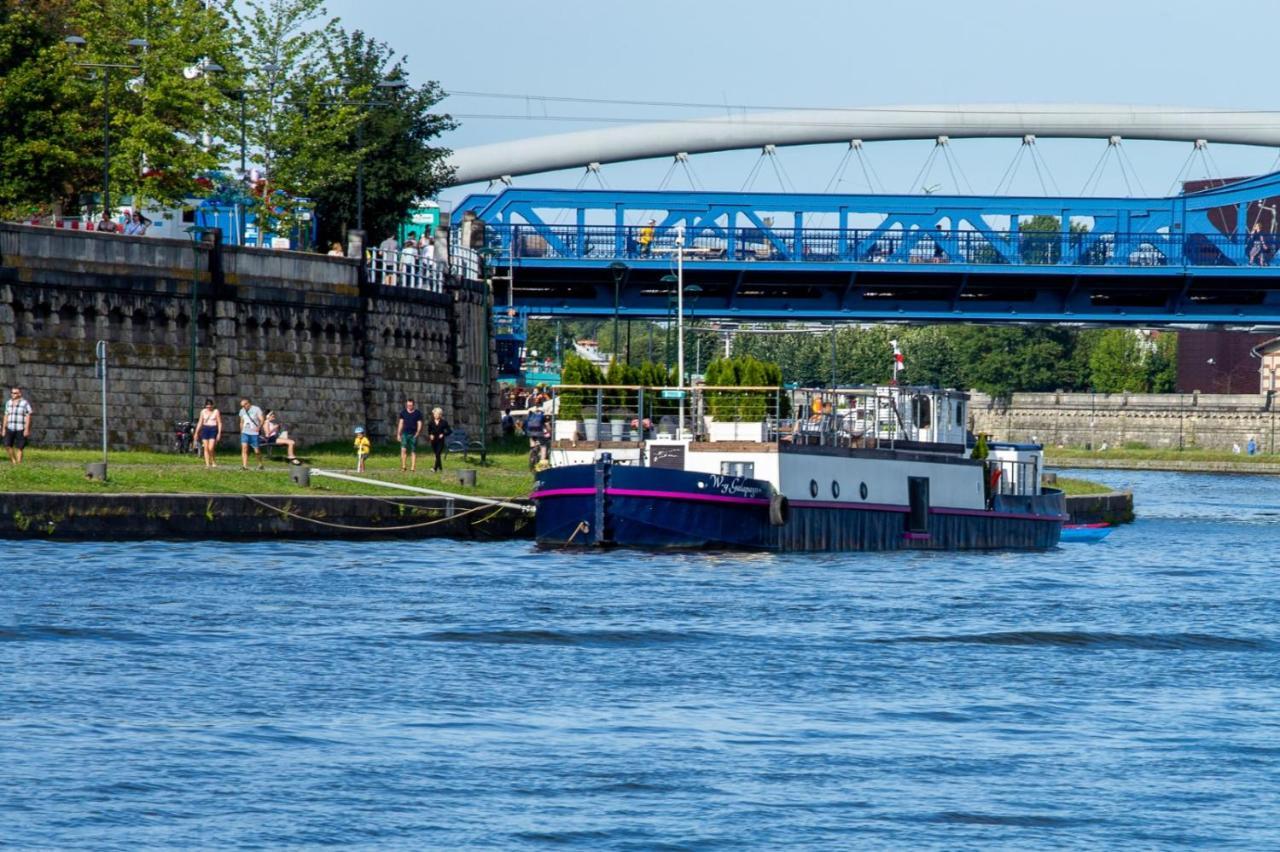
[1046,446,1280,475]
[1052,476,1114,496]
[1048,446,1278,464]
[0,439,540,499]
[1,440,1125,502]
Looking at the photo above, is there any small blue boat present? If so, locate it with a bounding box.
[1060,523,1113,543]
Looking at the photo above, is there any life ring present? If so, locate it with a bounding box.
[769,493,790,526]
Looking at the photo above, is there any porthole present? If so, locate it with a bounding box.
[831,480,841,499]
[859,481,869,500]
[809,479,819,498]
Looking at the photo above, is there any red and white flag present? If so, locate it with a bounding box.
[890,339,904,384]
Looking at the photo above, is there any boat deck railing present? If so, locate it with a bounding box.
[543,383,970,454]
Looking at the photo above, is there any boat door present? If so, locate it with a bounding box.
[907,476,929,533]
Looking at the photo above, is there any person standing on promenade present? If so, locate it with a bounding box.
[354,426,370,472]
[397,398,424,472]
[4,386,33,465]
[426,407,452,473]
[378,234,398,284]
[238,397,265,470]
[196,399,222,468]
[96,211,119,233]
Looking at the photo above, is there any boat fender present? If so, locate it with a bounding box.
[769,493,789,526]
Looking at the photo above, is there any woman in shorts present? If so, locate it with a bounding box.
[197,399,222,467]
[262,411,300,464]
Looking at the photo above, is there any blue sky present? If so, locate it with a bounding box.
[318,0,1280,205]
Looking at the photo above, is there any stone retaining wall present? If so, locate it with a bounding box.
[971,390,1280,453]
[0,491,532,541]
[0,224,496,448]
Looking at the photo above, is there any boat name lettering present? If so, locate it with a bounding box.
[708,475,762,498]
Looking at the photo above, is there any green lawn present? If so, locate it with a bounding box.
[2,438,1127,500]
[0,438,540,499]
[1047,446,1278,464]
[1053,476,1115,496]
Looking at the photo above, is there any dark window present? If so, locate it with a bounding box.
[912,396,932,429]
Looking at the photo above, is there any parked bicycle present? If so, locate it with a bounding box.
[173,420,195,455]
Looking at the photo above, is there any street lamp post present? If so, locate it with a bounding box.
[64,36,148,217]
[353,78,407,234]
[675,225,686,439]
[609,261,627,363]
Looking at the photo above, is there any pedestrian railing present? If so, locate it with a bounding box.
[482,224,1280,269]
[366,245,486,289]
[366,247,446,291]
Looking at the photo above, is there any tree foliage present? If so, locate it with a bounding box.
[1,0,453,242]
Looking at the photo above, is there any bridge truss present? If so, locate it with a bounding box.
[461,172,1280,325]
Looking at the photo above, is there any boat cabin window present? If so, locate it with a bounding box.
[956,401,965,428]
[912,396,932,429]
[721,461,754,478]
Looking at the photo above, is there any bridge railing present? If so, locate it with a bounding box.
[487,224,1273,268]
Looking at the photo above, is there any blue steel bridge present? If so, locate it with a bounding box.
[442,105,1280,325]
[460,178,1280,325]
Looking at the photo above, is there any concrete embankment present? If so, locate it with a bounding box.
[1063,491,1135,526]
[0,492,533,541]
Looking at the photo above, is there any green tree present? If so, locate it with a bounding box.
[2,0,236,214]
[307,28,455,246]
[949,325,1071,398]
[896,326,960,388]
[1148,332,1178,392]
[1088,328,1148,392]
[233,0,359,242]
[0,0,85,217]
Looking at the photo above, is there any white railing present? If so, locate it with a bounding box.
[366,247,446,291]
[449,245,482,280]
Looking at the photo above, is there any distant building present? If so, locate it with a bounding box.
[1254,337,1280,395]
[1177,330,1269,394]
[573,339,612,369]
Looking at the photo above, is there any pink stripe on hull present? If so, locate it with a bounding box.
[531,487,1064,522]
[605,487,769,505]
[530,486,769,506]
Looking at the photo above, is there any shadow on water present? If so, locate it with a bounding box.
[873,630,1274,651]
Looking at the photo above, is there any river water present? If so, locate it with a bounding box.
[5,470,1279,849]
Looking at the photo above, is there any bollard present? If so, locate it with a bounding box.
[85,462,108,481]
[457,469,477,487]
[289,466,311,487]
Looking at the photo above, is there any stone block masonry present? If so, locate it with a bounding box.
[0,224,496,449]
[971,390,1280,453]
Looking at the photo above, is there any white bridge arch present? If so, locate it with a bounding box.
[445,103,1280,187]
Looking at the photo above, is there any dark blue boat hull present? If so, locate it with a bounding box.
[532,459,1064,552]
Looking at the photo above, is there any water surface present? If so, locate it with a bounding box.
[5,470,1279,848]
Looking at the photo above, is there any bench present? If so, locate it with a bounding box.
[445,429,488,463]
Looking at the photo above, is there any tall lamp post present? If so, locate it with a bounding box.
[658,226,702,438]
[354,79,407,233]
[609,261,627,363]
[64,35,149,217]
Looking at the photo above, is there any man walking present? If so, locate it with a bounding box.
[4,386,32,465]
[397,397,424,472]
[238,397,265,470]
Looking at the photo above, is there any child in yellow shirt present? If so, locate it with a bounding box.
[354,426,371,472]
